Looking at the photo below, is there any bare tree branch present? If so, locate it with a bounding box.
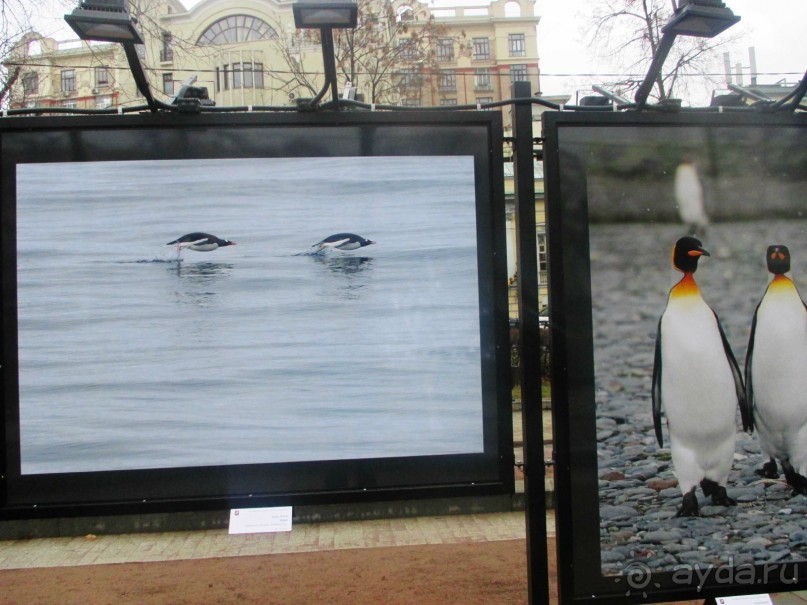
[586,0,739,102]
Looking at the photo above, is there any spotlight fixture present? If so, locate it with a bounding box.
[662,0,740,37]
[635,1,740,109]
[293,0,359,108]
[64,0,158,111]
[65,0,144,44]
[293,0,358,29]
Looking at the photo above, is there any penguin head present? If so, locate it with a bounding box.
[672,236,710,273]
[766,245,790,275]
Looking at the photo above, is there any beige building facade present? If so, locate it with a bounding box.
[10,0,540,119]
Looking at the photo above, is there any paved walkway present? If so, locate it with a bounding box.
[0,511,537,570]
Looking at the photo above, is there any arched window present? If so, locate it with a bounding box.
[504,1,521,17]
[197,15,278,45]
[396,6,414,22]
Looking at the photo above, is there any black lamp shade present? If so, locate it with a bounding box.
[65,0,144,44]
[662,1,740,37]
[293,0,358,29]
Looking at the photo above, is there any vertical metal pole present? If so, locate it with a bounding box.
[320,27,340,107]
[634,31,676,108]
[512,80,550,605]
[122,42,157,112]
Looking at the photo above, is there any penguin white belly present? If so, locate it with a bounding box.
[661,298,738,492]
[751,290,807,472]
[187,243,218,252]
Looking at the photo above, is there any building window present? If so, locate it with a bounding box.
[510,64,528,82]
[95,66,110,88]
[401,98,420,107]
[509,33,526,57]
[537,231,547,283]
[475,96,493,106]
[96,95,112,109]
[436,38,454,62]
[230,62,264,89]
[396,6,414,22]
[439,70,456,92]
[197,15,278,45]
[472,37,491,60]
[474,69,491,91]
[60,69,76,94]
[399,67,422,90]
[22,72,38,95]
[222,65,229,90]
[163,73,174,95]
[397,39,417,60]
[439,98,457,106]
[161,32,173,61]
[219,63,263,90]
[61,100,77,109]
[505,1,522,17]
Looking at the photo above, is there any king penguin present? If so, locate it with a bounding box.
[652,236,750,516]
[745,245,807,492]
[674,160,709,236]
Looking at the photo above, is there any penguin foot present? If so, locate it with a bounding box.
[676,489,699,517]
[782,465,807,495]
[701,479,736,507]
[756,458,779,479]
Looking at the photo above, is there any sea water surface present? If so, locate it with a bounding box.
[16,156,484,474]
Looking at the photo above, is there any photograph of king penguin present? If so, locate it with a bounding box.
[745,245,807,492]
[652,236,751,517]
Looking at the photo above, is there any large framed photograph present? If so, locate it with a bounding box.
[544,110,807,603]
[0,111,512,516]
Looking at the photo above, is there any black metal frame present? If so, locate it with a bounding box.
[512,81,551,605]
[0,110,513,518]
[543,109,807,605]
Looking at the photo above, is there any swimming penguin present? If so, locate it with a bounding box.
[745,245,807,492]
[166,232,236,252]
[312,233,375,252]
[652,236,749,516]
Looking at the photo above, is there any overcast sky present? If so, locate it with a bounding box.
[38,0,806,105]
[536,0,806,103]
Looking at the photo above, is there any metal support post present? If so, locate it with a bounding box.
[512,80,550,605]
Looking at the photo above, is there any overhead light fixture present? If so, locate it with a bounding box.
[65,0,144,45]
[293,0,358,29]
[293,0,359,109]
[662,0,740,37]
[635,0,740,108]
[64,0,160,111]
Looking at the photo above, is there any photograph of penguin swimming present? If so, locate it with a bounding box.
[14,155,485,479]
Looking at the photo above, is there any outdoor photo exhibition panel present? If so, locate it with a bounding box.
[0,111,512,517]
[544,111,807,604]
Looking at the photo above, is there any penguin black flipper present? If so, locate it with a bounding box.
[713,310,751,433]
[744,303,760,428]
[652,317,664,447]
